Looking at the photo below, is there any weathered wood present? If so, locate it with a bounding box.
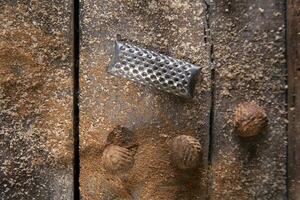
[0,1,73,199]
[287,0,300,199]
[80,1,210,199]
[209,1,287,199]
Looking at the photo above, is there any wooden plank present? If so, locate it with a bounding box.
[80,1,210,199]
[209,1,287,199]
[287,0,300,199]
[0,1,73,199]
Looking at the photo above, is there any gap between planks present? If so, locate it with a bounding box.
[73,0,81,199]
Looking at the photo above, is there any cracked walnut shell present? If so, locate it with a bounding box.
[234,102,268,137]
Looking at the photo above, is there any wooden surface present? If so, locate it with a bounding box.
[209,1,287,199]
[0,1,73,199]
[0,0,298,199]
[80,1,210,199]
[287,0,300,199]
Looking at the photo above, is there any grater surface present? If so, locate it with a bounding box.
[108,41,201,98]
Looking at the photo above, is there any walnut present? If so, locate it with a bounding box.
[234,102,268,137]
[102,145,134,173]
[171,135,202,170]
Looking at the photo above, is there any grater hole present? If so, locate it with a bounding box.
[150,74,156,80]
[174,77,179,82]
[162,83,168,87]
[159,77,165,82]
[153,80,159,84]
[124,66,129,71]
[129,64,135,68]
[168,80,174,85]
[177,83,183,88]
[180,89,186,93]
[142,72,147,77]
[156,72,162,76]
[170,58,176,62]
[179,74,185,79]
[165,74,171,79]
[138,66,144,71]
[182,80,188,85]
[133,69,138,74]
[153,66,158,70]
[162,69,167,73]
[171,71,176,76]
[147,69,153,74]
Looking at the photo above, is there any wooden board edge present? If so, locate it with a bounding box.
[287,0,300,199]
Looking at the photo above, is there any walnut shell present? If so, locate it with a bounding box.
[171,135,202,170]
[234,102,268,137]
[102,145,134,173]
[106,125,136,147]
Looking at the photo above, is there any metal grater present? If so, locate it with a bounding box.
[108,41,201,98]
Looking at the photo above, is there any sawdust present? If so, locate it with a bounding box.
[0,1,73,199]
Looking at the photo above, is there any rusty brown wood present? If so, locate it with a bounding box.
[208,0,287,199]
[287,0,300,199]
[80,1,211,199]
[0,1,73,199]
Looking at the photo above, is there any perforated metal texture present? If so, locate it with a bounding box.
[108,41,201,98]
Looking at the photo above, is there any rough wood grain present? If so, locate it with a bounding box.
[0,1,73,199]
[80,1,210,199]
[209,1,287,199]
[287,0,300,199]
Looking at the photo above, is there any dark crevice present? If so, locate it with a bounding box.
[208,44,215,163]
[284,0,289,199]
[204,0,215,166]
[73,0,80,199]
[204,1,215,200]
